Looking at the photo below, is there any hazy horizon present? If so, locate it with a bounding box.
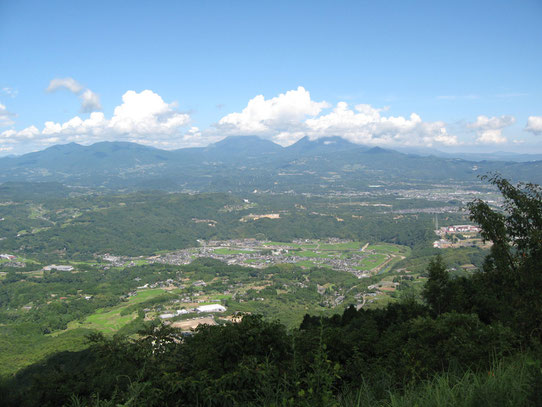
[3,135,542,160]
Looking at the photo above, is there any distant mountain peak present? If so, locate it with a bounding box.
[43,142,84,151]
[364,146,390,154]
[286,136,363,154]
[208,135,283,155]
[213,135,280,146]
[1,139,540,190]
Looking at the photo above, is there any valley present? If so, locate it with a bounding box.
[0,179,488,376]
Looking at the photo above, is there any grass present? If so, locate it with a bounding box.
[214,248,254,255]
[60,289,167,334]
[367,244,403,253]
[210,294,232,300]
[378,257,404,275]
[154,249,172,255]
[264,241,366,251]
[31,227,51,234]
[263,241,316,249]
[339,355,537,407]
[358,254,388,269]
[21,270,44,278]
[1,290,168,375]
[27,204,47,220]
[83,310,137,332]
[0,327,91,376]
[288,250,330,258]
[218,241,408,276]
[319,241,364,250]
[126,289,168,304]
[0,255,38,265]
[366,294,394,308]
[72,261,108,268]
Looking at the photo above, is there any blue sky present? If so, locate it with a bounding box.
[1,0,541,155]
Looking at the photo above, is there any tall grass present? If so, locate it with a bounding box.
[339,354,539,407]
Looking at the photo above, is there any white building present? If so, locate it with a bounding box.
[196,304,226,313]
[43,264,74,272]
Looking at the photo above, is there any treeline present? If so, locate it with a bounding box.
[2,307,537,407]
[1,176,541,406]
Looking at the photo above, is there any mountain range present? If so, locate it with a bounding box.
[0,136,540,192]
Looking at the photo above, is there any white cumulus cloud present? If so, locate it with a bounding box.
[46,77,102,112]
[217,86,329,136]
[16,125,40,139]
[1,87,18,98]
[469,115,516,144]
[525,116,542,135]
[0,103,16,126]
[215,88,456,147]
[0,103,16,127]
[108,90,189,136]
[2,90,191,149]
[80,89,102,112]
[47,77,84,93]
[305,102,457,147]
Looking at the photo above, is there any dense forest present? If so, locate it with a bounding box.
[1,176,540,406]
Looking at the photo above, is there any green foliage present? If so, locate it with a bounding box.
[339,354,536,407]
[1,189,435,258]
[466,175,542,339]
[1,176,541,405]
[0,305,524,407]
[422,255,450,315]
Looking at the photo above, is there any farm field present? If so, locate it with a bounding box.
[169,238,410,278]
[59,289,168,334]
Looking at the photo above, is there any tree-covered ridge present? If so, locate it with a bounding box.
[0,176,541,406]
[0,138,541,191]
[1,188,442,258]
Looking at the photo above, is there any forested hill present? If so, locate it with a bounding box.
[0,136,540,191]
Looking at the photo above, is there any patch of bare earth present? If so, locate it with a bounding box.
[171,317,216,330]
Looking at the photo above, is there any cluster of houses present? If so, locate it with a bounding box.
[0,253,24,268]
[433,239,452,249]
[433,224,483,249]
[101,254,141,268]
[136,278,182,290]
[436,224,481,235]
[147,238,381,278]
